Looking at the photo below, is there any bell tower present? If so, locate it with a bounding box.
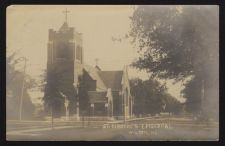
[47,21,75,84]
[46,9,83,117]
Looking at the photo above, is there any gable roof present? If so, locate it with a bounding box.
[59,22,69,31]
[83,64,107,91]
[82,64,124,91]
[98,71,123,91]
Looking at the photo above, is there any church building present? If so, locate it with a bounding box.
[45,12,133,120]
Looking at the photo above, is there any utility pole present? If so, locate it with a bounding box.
[201,80,205,103]
[123,95,126,124]
[51,104,54,130]
[201,79,205,117]
[19,57,27,121]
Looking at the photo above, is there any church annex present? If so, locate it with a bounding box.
[45,17,133,120]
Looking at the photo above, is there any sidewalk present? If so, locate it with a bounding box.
[7,125,81,136]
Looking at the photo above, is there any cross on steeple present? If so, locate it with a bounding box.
[63,8,70,23]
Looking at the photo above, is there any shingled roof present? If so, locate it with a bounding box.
[82,64,124,91]
[98,71,123,91]
[83,64,107,91]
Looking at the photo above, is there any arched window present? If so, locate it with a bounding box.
[125,88,128,106]
[76,46,82,62]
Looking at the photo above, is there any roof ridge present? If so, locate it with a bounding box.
[83,64,108,90]
[98,71,123,90]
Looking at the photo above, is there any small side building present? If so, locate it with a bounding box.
[78,65,133,120]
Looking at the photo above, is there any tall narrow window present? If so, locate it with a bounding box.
[76,46,82,62]
[56,43,70,58]
[125,88,128,106]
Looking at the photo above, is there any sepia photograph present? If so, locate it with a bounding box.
[6,5,219,141]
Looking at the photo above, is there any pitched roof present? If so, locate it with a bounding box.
[98,71,123,91]
[82,64,124,91]
[59,22,69,31]
[83,64,107,91]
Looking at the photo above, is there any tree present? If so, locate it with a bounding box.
[43,64,62,117]
[77,69,96,116]
[6,51,35,120]
[143,79,166,114]
[77,73,89,115]
[129,6,219,119]
[162,93,183,115]
[43,63,77,117]
[130,78,181,116]
[130,78,146,115]
[181,76,201,115]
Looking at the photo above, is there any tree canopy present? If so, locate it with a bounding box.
[43,62,77,117]
[6,51,35,120]
[129,6,219,119]
[130,78,182,116]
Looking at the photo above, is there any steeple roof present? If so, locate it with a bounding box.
[59,22,69,31]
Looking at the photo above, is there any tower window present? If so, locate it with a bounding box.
[56,43,71,59]
[125,88,128,105]
[76,46,82,62]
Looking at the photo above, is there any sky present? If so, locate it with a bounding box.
[7,5,186,104]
